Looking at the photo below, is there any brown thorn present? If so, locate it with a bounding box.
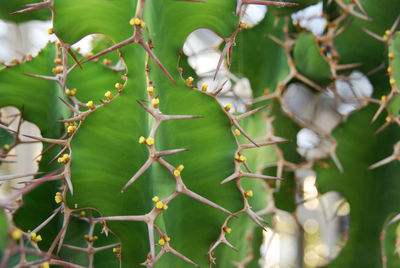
[156,148,188,157]
[240,139,289,149]
[243,0,298,6]
[64,167,74,195]
[67,48,82,70]
[232,121,259,147]
[138,39,177,86]
[352,0,368,16]
[168,247,200,267]
[360,27,385,42]
[162,114,203,120]
[22,134,67,145]
[82,37,135,64]
[390,14,400,34]
[58,97,80,114]
[371,104,386,123]
[234,105,267,120]
[241,172,283,181]
[220,173,238,184]
[181,188,232,215]
[213,80,228,96]
[0,172,45,182]
[137,100,156,117]
[22,73,58,81]
[120,158,153,193]
[335,62,363,71]
[214,39,234,80]
[375,121,391,135]
[10,1,51,15]
[48,146,68,164]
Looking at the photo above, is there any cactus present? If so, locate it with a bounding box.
[0,0,400,268]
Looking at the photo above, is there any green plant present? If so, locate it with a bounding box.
[0,0,399,267]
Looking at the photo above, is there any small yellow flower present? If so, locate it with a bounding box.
[152,196,159,203]
[165,236,170,242]
[385,30,391,36]
[40,262,50,268]
[239,22,248,29]
[54,192,63,203]
[173,169,180,177]
[130,18,144,27]
[113,247,121,254]
[55,66,63,73]
[87,52,94,58]
[388,52,394,59]
[57,154,70,164]
[3,144,10,151]
[234,129,241,136]
[139,136,146,144]
[156,201,164,209]
[163,204,168,210]
[381,95,387,101]
[86,100,95,110]
[67,125,76,133]
[387,66,392,73]
[390,78,395,85]
[223,226,231,234]
[158,238,165,246]
[54,58,62,65]
[78,211,86,218]
[105,91,114,101]
[146,137,154,146]
[47,28,54,35]
[115,83,123,90]
[201,83,208,91]
[56,40,61,48]
[152,98,159,108]
[386,116,391,122]
[177,165,184,172]
[11,228,22,240]
[147,86,154,96]
[30,232,42,243]
[224,103,232,112]
[186,76,194,85]
[239,155,246,162]
[245,190,253,197]
[103,58,112,66]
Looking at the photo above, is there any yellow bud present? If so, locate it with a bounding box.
[223,226,231,234]
[129,18,136,25]
[186,76,194,85]
[86,101,95,110]
[87,52,94,58]
[11,228,22,240]
[67,125,76,133]
[177,165,184,172]
[65,89,71,96]
[103,58,112,66]
[40,262,50,268]
[105,91,114,100]
[239,22,248,29]
[152,196,159,203]
[26,53,32,60]
[388,52,394,59]
[75,47,80,52]
[158,238,165,246]
[78,211,86,218]
[201,83,208,91]
[383,35,388,41]
[139,136,146,144]
[385,30,391,36]
[12,57,19,64]
[165,236,170,242]
[47,28,54,35]
[54,58,62,65]
[56,40,61,48]
[381,95,387,101]
[390,78,395,85]
[234,129,241,136]
[3,144,10,151]
[156,201,164,209]
[388,66,392,73]
[113,247,121,254]
[245,190,253,197]
[54,192,63,203]
[56,66,63,73]
[36,235,42,242]
[386,116,391,122]
[224,103,232,112]
[147,86,154,96]
[234,155,240,161]
[57,154,70,164]
[71,88,77,96]
[173,169,180,177]
[94,235,98,241]
[146,137,154,146]
[31,232,42,243]
[163,204,168,210]
[152,98,159,108]
[239,155,246,162]
[115,83,123,90]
